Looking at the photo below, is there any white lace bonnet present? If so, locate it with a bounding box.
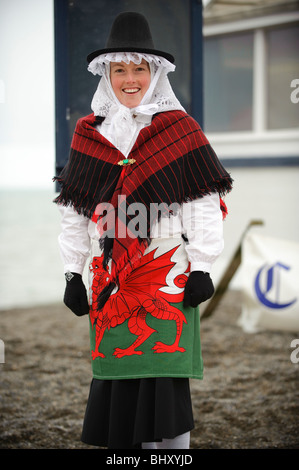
[87,51,185,117]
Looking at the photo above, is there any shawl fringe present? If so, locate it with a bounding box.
[54,177,231,221]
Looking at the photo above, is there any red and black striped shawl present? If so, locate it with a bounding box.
[54,110,233,308]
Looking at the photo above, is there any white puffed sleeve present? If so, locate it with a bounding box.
[181,192,224,273]
[57,205,91,275]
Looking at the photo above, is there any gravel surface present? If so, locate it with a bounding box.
[0,290,298,449]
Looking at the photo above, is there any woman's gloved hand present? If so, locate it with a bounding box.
[63,272,90,316]
[183,271,215,308]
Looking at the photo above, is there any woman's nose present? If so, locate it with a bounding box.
[125,72,135,83]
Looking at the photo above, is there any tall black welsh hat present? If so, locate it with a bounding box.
[87,12,174,64]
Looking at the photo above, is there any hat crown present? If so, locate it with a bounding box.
[106,12,155,50]
[87,11,174,64]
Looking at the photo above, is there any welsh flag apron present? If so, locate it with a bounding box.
[88,237,204,380]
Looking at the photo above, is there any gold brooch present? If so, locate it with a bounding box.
[117,158,136,166]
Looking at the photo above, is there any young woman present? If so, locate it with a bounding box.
[54,12,233,449]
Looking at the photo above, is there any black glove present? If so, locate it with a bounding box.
[63,272,89,316]
[183,271,214,308]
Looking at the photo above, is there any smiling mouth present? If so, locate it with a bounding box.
[123,88,140,94]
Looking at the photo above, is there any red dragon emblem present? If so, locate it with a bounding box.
[89,245,189,360]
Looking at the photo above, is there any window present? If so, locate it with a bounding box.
[204,22,299,134]
[204,32,254,132]
[267,24,299,130]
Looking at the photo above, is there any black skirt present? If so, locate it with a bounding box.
[81,377,194,449]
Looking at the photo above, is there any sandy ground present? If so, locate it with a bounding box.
[0,290,298,450]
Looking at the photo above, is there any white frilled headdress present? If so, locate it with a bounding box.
[87,52,185,152]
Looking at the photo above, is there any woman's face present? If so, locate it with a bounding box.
[110,59,151,108]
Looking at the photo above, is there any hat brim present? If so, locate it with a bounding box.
[87,47,175,64]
